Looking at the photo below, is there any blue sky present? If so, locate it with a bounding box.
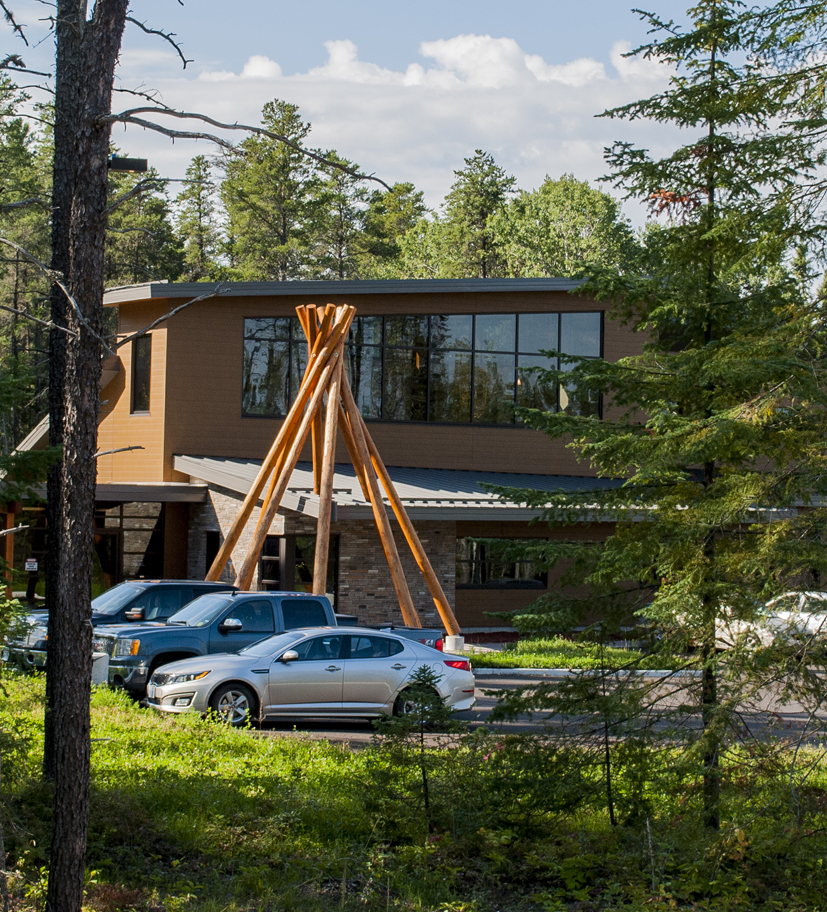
[11,1,695,216]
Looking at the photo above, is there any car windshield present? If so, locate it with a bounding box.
[91,584,147,616]
[165,594,233,628]
[802,595,827,614]
[239,631,304,657]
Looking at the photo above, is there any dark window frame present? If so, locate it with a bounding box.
[241,311,603,427]
[131,334,152,414]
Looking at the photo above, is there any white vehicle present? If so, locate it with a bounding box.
[716,591,827,649]
[146,626,476,726]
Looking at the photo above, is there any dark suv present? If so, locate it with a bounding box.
[2,579,237,671]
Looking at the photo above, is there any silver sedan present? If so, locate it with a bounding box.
[145,626,476,726]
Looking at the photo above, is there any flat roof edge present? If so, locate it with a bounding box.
[104,277,586,306]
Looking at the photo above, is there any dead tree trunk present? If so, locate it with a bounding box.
[44,3,129,912]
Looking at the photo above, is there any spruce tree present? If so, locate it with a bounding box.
[494,0,827,831]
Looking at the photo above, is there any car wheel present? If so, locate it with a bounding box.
[393,688,438,718]
[210,683,256,727]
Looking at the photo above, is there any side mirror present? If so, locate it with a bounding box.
[125,607,145,621]
[280,650,299,663]
[220,617,243,632]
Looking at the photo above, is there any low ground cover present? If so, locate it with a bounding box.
[1,673,827,911]
[467,637,683,670]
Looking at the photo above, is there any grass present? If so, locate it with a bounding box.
[1,670,827,911]
[467,636,685,670]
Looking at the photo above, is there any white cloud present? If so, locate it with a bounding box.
[241,55,283,79]
[116,34,679,223]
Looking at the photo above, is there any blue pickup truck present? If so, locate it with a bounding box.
[94,590,443,697]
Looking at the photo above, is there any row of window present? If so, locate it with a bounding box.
[243,312,603,425]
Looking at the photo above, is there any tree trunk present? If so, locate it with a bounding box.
[45,3,129,911]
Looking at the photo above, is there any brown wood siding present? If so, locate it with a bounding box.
[104,290,645,484]
[96,304,169,484]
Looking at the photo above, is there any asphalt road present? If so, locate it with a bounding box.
[251,673,827,748]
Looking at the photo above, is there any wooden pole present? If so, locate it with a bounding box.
[340,375,421,628]
[308,307,324,496]
[234,342,346,590]
[337,403,372,504]
[206,307,354,582]
[358,408,462,636]
[312,355,343,595]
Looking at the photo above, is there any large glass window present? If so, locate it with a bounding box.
[131,335,151,413]
[241,311,603,425]
[456,538,548,589]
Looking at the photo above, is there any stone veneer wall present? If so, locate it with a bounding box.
[188,481,457,629]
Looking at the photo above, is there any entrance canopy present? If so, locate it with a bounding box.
[173,454,622,522]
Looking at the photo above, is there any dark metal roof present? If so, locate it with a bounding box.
[104,277,585,306]
[173,454,620,521]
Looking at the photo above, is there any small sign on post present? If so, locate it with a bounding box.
[25,558,38,572]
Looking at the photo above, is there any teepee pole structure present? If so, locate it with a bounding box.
[205,308,351,582]
[206,303,462,636]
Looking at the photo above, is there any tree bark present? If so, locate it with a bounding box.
[44,3,129,911]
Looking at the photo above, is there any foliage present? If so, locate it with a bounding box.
[491,173,643,277]
[466,636,682,670]
[104,165,184,289]
[173,156,223,282]
[220,99,319,281]
[2,674,827,910]
[489,0,827,833]
[439,149,515,278]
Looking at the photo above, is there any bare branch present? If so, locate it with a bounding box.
[0,55,50,77]
[0,1,28,45]
[125,16,191,69]
[0,524,29,537]
[102,177,164,216]
[112,85,169,106]
[0,237,114,355]
[100,107,392,189]
[91,445,143,459]
[114,284,231,350]
[0,196,49,213]
[0,303,78,337]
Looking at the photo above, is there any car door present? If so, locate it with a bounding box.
[209,598,276,653]
[265,633,345,714]
[342,634,412,711]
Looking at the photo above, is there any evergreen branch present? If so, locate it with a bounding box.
[124,16,191,69]
[102,178,165,216]
[0,303,78,337]
[0,237,114,355]
[0,2,28,45]
[113,283,231,350]
[98,107,392,190]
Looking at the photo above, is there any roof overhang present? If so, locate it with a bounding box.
[104,277,585,307]
[173,454,621,521]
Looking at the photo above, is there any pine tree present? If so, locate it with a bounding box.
[441,150,515,278]
[495,0,827,831]
[220,99,318,281]
[175,155,223,281]
[105,165,184,287]
[306,151,368,279]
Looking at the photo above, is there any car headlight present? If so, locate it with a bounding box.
[114,638,141,657]
[166,670,210,685]
[151,669,210,686]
